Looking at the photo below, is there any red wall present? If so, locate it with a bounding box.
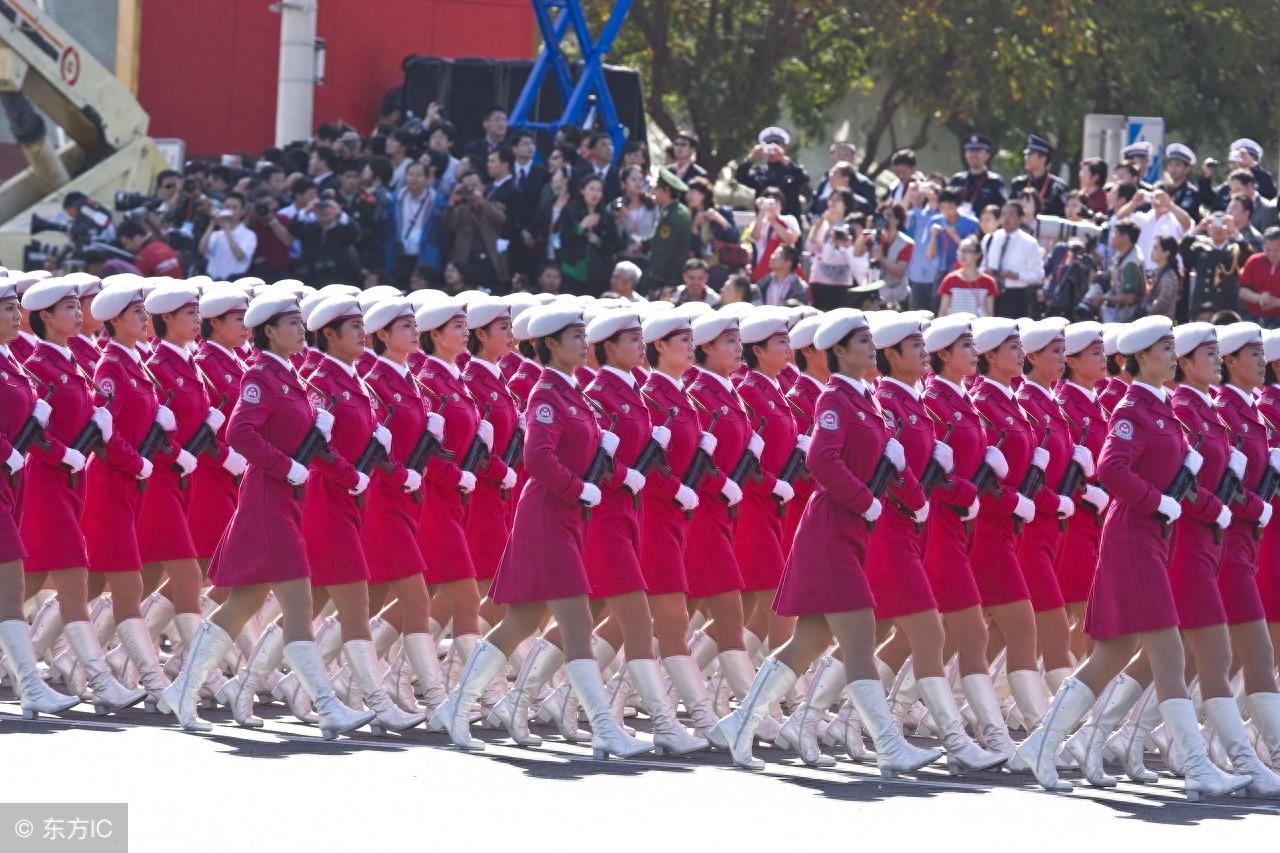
[137,0,533,156]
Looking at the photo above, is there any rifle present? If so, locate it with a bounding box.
[458,404,492,506]
[351,406,397,508]
[404,391,454,504]
[725,418,767,520]
[775,423,815,517]
[1012,428,1052,534]
[962,425,1008,535]
[1212,435,1246,545]
[865,423,904,531]
[289,393,337,499]
[581,414,618,520]
[174,395,228,491]
[1158,433,1203,540]
[1054,426,1089,532]
[627,407,677,509]
[677,410,720,520]
[134,390,177,492]
[8,386,53,487]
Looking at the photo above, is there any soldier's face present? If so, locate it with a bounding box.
[965,148,989,170]
[656,330,694,372]
[1067,340,1107,385]
[1225,343,1266,389]
[0,298,19,342]
[1028,339,1066,382]
[1166,160,1189,183]
[1179,341,1221,387]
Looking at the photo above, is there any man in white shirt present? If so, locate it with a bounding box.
[199,193,258,280]
[981,200,1044,319]
[607,260,649,303]
[1115,184,1191,270]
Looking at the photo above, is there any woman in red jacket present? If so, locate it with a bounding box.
[1012,316,1251,800]
[17,279,141,714]
[432,305,651,760]
[781,315,828,553]
[713,309,942,774]
[0,279,80,718]
[159,291,375,739]
[1257,330,1280,661]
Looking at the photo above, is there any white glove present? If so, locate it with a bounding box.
[772,480,795,504]
[962,497,981,522]
[623,467,646,493]
[500,468,517,491]
[599,430,620,458]
[1182,448,1203,476]
[862,498,882,523]
[1013,494,1035,523]
[204,407,226,431]
[984,446,1009,480]
[649,424,671,450]
[403,468,423,493]
[5,448,23,474]
[31,399,51,428]
[1228,447,1248,482]
[1056,494,1075,519]
[457,470,477,494]
[314,409,334,441]
[883,437,906,473]
[795,434,812,453]
[155,405,176,432]
[1082,484,1109,513]
[427,412,445,442]
[1071,444,1095,478]
[931,441,955,474]
[1030,446,1049,472]
[675,484,700,512]
[62,447,87,473]
[698,432,718,455]
[579,483,602,507]
[476,419,494,451]
[175,449,197,476]
[746,433,765,460]
[91,407,113,442]
[1215,506,1233,530]
[137,458,154,481]
[912,502,930,524]
[1157,494,1182,523]
[720,479,743,506]
[348,471,370,496]
[286,460,309,486]
[1259,502,1274,529]
[222,448,247,477]
[1270,447,1280,473]
[373,424,392,454]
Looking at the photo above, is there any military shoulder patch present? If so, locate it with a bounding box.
[1112,419,1134,441]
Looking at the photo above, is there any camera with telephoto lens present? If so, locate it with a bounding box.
[114,191,163,213]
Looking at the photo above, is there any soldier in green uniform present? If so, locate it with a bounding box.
[644,168,693,296]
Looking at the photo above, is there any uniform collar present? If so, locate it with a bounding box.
[1064,380,1098,403]
[1133,380,1168,404]
[428,354,461,380]
[206,340,242,363]
[546,366,578,389]
[323,353,357,379]
[469,356,501,381]
[750,369,783,394]
[161,339,192,363]
[698,366,734,394]
[1223,383,1256,408]
[833,373,870,396]
[109,339,142,365]
[602,364,636,388]
[981,376,1014,400]
[376,354,409,380]
[881,375,920,401]
[43,340,74,363]
[0,343,10,360]
[651,369,683,392]
[934,375,968,399]
[1182,384,1215,408]
[260,350,294,372]
[1021,379,1054,402]
[18,330,36,347]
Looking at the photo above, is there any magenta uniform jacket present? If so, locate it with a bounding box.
[498,351,523,383]
[188,341,246,558]
[19,342,92,572]
[415,356,479,584]
[864,377,934,619]
[685,369,750,599]
[1168,386,1230,628]
[773,375,880,616]
[1255,385,1280,621]
[969,378,1037,607]
[301,357,372,586]
[638,370,699,595]
[0,345,35,563]
[507,358,541,410]
[81,342,159,573]
[581,366,650,599]
[1084,383,1184,640]
[1014,380,1073,612]
[1098,376,1127,418]
[782,374,822,552]
[67,333,101,376]
[462,358,517,582]
[136,342,206,562]
[208,352,315,587]
[1053,381,1107,603]
[10,331,35,364]
[778,362,800,394]
[360,357,428,584]
[1214,385,1271,624]
[732,369,798,592]
[921,376,984,613]
[490,368,600,605]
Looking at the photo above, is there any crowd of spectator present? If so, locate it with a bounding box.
[38,106,1280,329]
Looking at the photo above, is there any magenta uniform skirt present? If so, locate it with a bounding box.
[685,500,744,600]
[188,463,237,560]
[1016,516,1066,612]
[1258,522,1280,622]
[969,512,1030,607]
[922,507,983,613]
[465,481,511,582]
[1169,521,1227,630]
[137,468,197,563]
[863,509,936,619]
[583,496,647,599]
[732,492,786,592]
[81,461,144,573]
[20,460,88,572]
[1218,528,1267,625]
[417,482,475,585]
[639,493,691,596]
[208,469,309,587]
[301,476,370,587]
[0,477,25,564]
[1056,510,1102,604]
[362,482,426,585]
[489,484,591,606]
[773,495,874,616]
[1083,512,1178,641]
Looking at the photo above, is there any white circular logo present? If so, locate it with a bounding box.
[1113,418,1134,441]
[535,404,554,424]
[819,409,840,431]
[242,383,262,405]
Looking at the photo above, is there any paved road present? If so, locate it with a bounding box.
[0,699,1275,851]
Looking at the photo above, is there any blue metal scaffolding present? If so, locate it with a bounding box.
[508,0,632,163]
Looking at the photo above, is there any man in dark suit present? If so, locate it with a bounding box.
[485,146,521,243]
[671,130,709,185]
[574,132,621,201]
[498,137,544,280]
[510,131,549,223]
[463,105,510,169]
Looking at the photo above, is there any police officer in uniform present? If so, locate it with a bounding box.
[1164,143,1207,222]
[1010,134,1068,218]
[643,168,693,296]
[948,134,1006,215]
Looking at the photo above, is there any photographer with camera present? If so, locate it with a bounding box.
[287,191,362,285]
[806,188,869,309]
[198,193,256,280]
[443,169,508,293]
[117,219,181,277]
[59,192,116,245]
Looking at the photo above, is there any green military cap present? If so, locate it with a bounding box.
[656,167,689,193]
